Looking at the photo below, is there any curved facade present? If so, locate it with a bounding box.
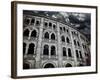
[23,14,90,69]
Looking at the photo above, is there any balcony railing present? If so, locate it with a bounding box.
[24,54,36,60]
[63,56,74,61]
[41,55,58,60]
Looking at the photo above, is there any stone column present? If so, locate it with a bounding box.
[35,18,44,68]
[49,45,51,59]
[78,34,86,65]
[69,28,77,66]
[57,22,63,67]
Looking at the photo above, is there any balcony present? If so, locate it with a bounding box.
[30,37,38,41]
[63,56,74,61]
[43,38,57,43]
[24,54,36,60]
[41,55,58,60]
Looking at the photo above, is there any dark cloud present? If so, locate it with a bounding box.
[23,10,91,41]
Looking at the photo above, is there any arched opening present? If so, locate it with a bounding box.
[44,32,49,39]
[79,64,84,66]
[63,27,66,31]
[49,22,52,27]
[61,36,65,42]
[31,18,35,25]
[65,63,72,67]
[51,33,55,40]
[43,45,49,55]
[23,43,26,55]
[23,29,29,37]
[60,27,62,31]
[66,37,70,43]
[24,18,30,25]
[74,40,76,45]
[53,24,56,29]
[51,46,56,56]
[79,51,82,58]
[44,63,55,68]
[31,30,37,37]
[67,29,69,33]
[68,48,72,57]
[77,41,80,46]
[23,63,30,69]
[28,43,35,55]
[44,22,48,27]
[63,47,66,56]
[36,20,40,26]
[76,50,79,58]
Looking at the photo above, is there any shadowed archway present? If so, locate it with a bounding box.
[44,63,55,68]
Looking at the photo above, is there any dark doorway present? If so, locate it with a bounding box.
[44,63,55,68]
[65,63,72,67]
[23,63,30,69]
[79,64,84,66]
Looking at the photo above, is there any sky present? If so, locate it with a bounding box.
[23,10,91,41]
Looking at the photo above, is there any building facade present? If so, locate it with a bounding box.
[23,14,90,69]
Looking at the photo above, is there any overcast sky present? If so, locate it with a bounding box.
[23,10,91,41]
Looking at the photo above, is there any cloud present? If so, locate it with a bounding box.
[23,10,91,40]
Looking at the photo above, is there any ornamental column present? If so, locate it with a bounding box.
[57,22,63,67]
[35,18,44,68]
[69,28,77,66]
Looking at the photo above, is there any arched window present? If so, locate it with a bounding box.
[44,22,48,27]
[68,48,72,57]
[24,18,30,25]
[79,51,82,58]
[61,36,65,42]
[51,33,55,40]
[44,32,49,39]
[36,20,40,26]
[66,37,70,43]
[77,41,80,46]
[63,27,66,31]
[23,63,30,69]
[49,22,52,27]
[67,29,69,33]
[31,30,37,37]
[53,24,56,29]
[65,63,72,67]
[44,63,55,68]
[31,18,35,25]
[60,27,62,31]
[76,50,79,58]
[23,29,29,37]
[51,46,56,55]
[23,43,26,55]
[74,40,76,45]
[63,47,66,56]
[28,43,35,55]
[43,45,49,55]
